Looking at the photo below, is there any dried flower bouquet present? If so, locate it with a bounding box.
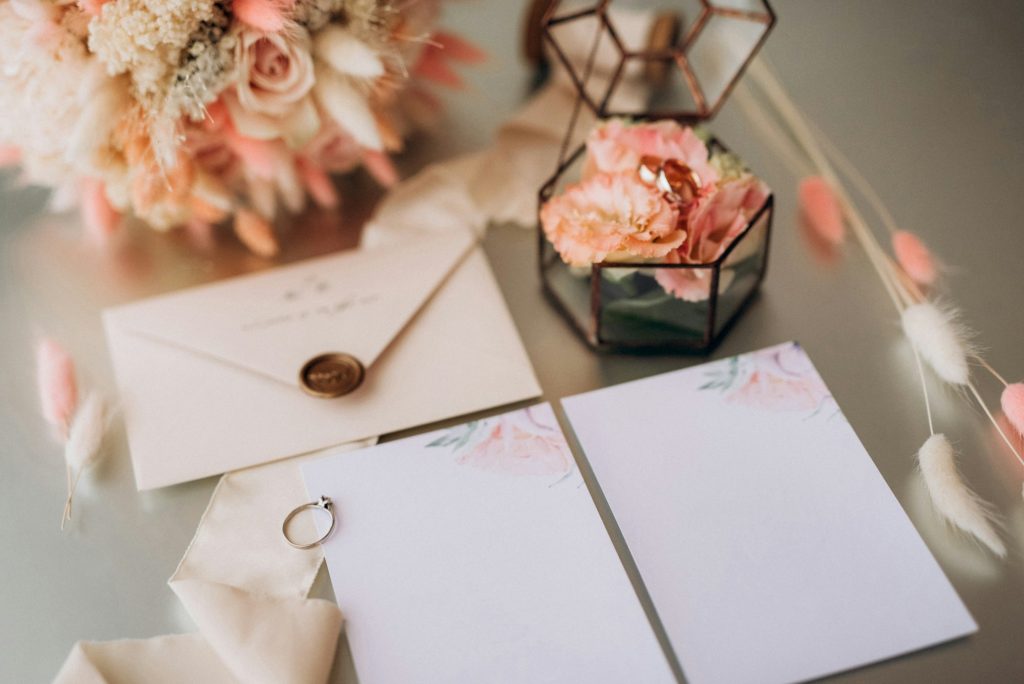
[0,0,481,255]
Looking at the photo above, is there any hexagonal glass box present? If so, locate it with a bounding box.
[536,0,775,353]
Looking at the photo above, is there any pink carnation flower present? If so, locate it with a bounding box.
[585,119,719,187]
[656,173,768,301]
[540,173,684,266]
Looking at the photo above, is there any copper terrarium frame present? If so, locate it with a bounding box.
[538,139,775,354]
[540,0,776,121]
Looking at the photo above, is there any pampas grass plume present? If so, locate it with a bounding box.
[892,230,937,286]
[65,393,106,472]
[1002,383,1024,438]
[314,26,384,79]
[81,179,121,242]
[36,338,77,438]
[901,302,971,385]
[798,176,845,245]
[918,434,1005,557]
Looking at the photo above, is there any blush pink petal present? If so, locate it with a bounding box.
[1001,383,1024,438]
[80,179,121,243]
[457,421,572,476]
[233,0,294,33]
[585,119,718,186]
[36,338,78,438]
[655,266,717,303]
[682,175,768,264]
[413,45,465,88]
[728,370,826,412]
[798,176,844,245]
[541,172,683,266]
[0,145,21,166]
[361,150,398,188]
[892,229,937,286]
[297,158,339,209]
[234,209,280,257]
[432,31,487,63]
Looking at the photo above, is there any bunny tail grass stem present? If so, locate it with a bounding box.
[747,60,913,315]
[809,117,899,236]
[734,84,814,178]
[62,468,87,531]
[975,356,1009,387]
[913,346,936,435]
[967,381,1024,469]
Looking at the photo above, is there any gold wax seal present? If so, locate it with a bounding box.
[299,353,365,398]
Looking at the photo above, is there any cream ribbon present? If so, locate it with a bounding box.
[54,446,371,684]
[54,8,652,681]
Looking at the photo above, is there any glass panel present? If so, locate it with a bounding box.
[545,10,621,112]
[607,0,705,53]
[540,238,595,341]
[597,264,715,348]
[713,200,771,337]
[686,10,770,113]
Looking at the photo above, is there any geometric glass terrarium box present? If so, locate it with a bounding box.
[536,0,776,353]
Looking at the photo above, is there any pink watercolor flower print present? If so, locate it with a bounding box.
[427,408,573,477]
[701,344,833,416]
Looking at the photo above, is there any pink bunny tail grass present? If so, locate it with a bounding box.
[432,32,487,63]
[892,230,937,286]
[80,180,121,243]
[0,145,21,166]
[297,159,339,209]
[225,128,280,180]
[1002,383,1024,438]
[362,150,398,188]
[233,0,295,32]
[798,176,845,245]
[234,209,280,258]
[36,338,78,439]
[413,45,465,88]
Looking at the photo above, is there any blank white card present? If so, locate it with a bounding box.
[303,403,674,684]
[563,341,976,684]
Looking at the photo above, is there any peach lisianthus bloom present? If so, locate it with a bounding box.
[541,173,684,266]
[585,119,719,187]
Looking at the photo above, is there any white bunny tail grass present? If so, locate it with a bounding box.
[901,302,972,386]
[62,392,108,530]
[918,434,1005,557]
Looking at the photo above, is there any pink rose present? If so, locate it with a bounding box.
[236,27,315,116]
[585,119,719,188]
[229,27,320,147]
[541,172,684,266]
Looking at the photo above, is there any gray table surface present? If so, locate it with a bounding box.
[3,1,1024,681]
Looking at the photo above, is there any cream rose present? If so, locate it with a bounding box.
[235,27,315,116]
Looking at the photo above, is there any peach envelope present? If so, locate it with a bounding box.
[103,229,541,489]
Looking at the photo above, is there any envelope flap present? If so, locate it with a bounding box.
[104,230,474,387]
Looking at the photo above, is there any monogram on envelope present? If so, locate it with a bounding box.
[103,230,541,489]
